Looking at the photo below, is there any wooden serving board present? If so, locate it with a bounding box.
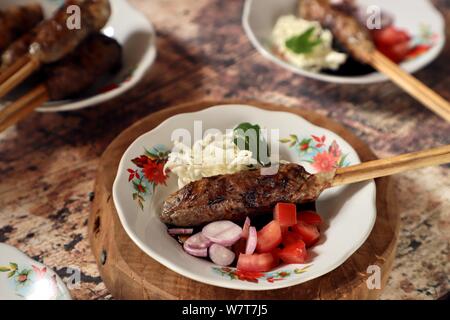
[88,100,400,300]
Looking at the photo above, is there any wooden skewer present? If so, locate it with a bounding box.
[332,144,450,187]
[369,50,450,122]
[0,54,40,99]
[0,84,48,132]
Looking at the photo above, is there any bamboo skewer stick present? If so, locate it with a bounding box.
[368,50,450,122]
[0,55,31,84]
[331,144,450,187]
[0,55,40,99]
[0,84,48,132]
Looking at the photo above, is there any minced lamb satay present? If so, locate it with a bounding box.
[299,0,374,62]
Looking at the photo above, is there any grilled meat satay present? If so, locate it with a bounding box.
[1,0,111,69]
[299,0,374,62]
[161,163,334,227]
[0,33,122,132]
[0,3,43,53]
[43,33,122,100]
[30,0,111,64]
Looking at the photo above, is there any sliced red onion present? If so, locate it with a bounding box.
[184,232,211,249]
[209,244,235,266]
[242,217,251,239]
[183,242,208,257]
[202,220,242,246]
[168,228,194,235]
[245,226,257,254]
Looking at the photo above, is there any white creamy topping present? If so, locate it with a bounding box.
[165,132,257,188]
[272,15,347,72]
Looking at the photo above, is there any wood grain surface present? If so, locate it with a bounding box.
[88,100,399,300]
[0,0,449,300]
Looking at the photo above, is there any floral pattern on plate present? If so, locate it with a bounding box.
[406,24,439,59]
[0,243,71,300]
[127,144,170,209]
[280,134,350,172]
[213,265,311,283]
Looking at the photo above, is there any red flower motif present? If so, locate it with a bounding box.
[328,140,341,158]
[406,44,431,59]
[312,151,338,172]
[235,270,264,283]
[278,271,289,277]
[127,169,140,182]
[143,160,167,185]
[132,155,151,168]
[300,143,309,151]
[312,135,326,148]
[32,265,47,279]
[137,184,145,193]
[17,274,28,283]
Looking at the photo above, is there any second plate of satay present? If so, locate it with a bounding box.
[244,0,445,84]
[0,0,156,126]
[244,0,450,122]
[111,103,450,290]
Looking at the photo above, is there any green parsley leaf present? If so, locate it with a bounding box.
[233,122,270,166]
[285,27,322,54]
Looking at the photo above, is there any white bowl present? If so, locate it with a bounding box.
[0,0,156,112]
[243,0,445,84]
[0,243,71,300]
[112,104,377,290]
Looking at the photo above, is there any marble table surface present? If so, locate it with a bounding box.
[0,0,448,300]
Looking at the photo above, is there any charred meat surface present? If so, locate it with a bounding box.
[31,0,111,64]
[1,0,111,69]
[161,163,334,227]
[43,33,122,100]
[0,3,43,53]
[299,0,374,62]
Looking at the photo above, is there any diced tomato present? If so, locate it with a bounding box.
[278,240,307,264]
[372,26,410,47]
[237,252,278,272]
[282,231,304,247]
[297,211,323,226]
[372,26,411,63]
[256,220,282,253]
[273,203,297,227]
[378,42,411,63]
[292,221,320,247]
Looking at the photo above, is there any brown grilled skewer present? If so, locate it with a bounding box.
[0,3,44,53]
[0,0,111,99]
[162,145,450,227]
[0,34,122,132]
[299,0,450,122]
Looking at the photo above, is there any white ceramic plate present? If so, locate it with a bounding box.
[0,0,156,112]
[243,0,445,84]
[0,243,71,300]
[113,104,377,290]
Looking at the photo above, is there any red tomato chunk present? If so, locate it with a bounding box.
[278,240,307,264]
[292,221,320,247]
[237,252,278,272]
[256,220,282,253]
[282,231,303,247]
[297,211,322,226]
[273,203,297,227]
